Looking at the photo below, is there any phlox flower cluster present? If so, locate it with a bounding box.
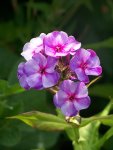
[17,31,102,117]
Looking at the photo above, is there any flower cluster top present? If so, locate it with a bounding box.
[18,31,102,117]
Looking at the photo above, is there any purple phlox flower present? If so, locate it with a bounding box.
[21,33,46,61]
[17,53,60,90]
[54,80,90,117]
[70,48,102,83]
[67,36,81,55]
[17,62,30,90]
[44,31,81,57]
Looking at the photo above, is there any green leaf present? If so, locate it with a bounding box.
[96,127,113,148]
[77,122,99,150]
[89,84,113,98]
[8,111,71,131]
[81,114,113,127]
[8,58,23,85]
[0,48,19,79]
[0,80,24,98]
[84,37,113,49]
[34,131,59,149]
[0,125,21,147]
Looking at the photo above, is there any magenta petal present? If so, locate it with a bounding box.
[75,68,89,83]
[76,48,90,62]
[64,36,81,53]
[75,82,88,98]
[45,31,68,46]
[24,60,39,75]
[60,80,77,94]
[32,53,47,67]
[73,96,91,111]
[45,46,56,56]
[86,49,101,67]
[85,66,102,76]
[61,101,78,117]
[42,72,59,88]
[53,90,68,108]
[46,57,58,73]
[70,55,82,70]
[19,75,30,90]
[27,73,43,90]
[54,31,68,45]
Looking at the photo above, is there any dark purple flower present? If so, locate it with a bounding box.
[54,80,90,117]
[44,31,81,57]
[17,53,60,89]
[70,48,102,83]
[21,33,46,61]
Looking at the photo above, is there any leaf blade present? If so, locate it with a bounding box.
[8,111,71,131]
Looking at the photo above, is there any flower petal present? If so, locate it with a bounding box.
[44,31,68,46]
[73,96,91,111]
[75,68,89,83]
[75,82,88,98]
[86,49,101,67]
[53,90,68,108]
[32,53,47,67]
[46,57,58,73]
[21,34,45,61]
[76,48,90,62]
[24,59,39,75]
[21,45,34,61]
[69,49,90,71]
[59,80,77,94]
[61,101,78,117]
[19,75,30,90]
[42,72,59,88]
[27,73,43,90]
[64,36,81,53]
[17,62,25,78]
[85,66,102,76]
[45,46,56,57]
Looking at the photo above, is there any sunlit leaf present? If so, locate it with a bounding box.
[81,114,113,127]
[8,111,71,131]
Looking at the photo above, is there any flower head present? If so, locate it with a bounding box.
[54,80,90,117]
[17,53,60,89]
[70,48,102,83]
[44,31,81,57]
[21,33,46,61]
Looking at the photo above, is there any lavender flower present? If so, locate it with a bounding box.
[18,31,103,117]
[44,31,81,57]
[70,48,102,83]
[17,53,60,89]
[54,80,90,117]
[21,33,46,61]
[17,62,30,89]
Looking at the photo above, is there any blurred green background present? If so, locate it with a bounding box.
[0,0,113,150]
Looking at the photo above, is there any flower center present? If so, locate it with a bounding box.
[69,94,75,101]
[40,68,45,74]
[55,45,62,52]
[80,63,87,69]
